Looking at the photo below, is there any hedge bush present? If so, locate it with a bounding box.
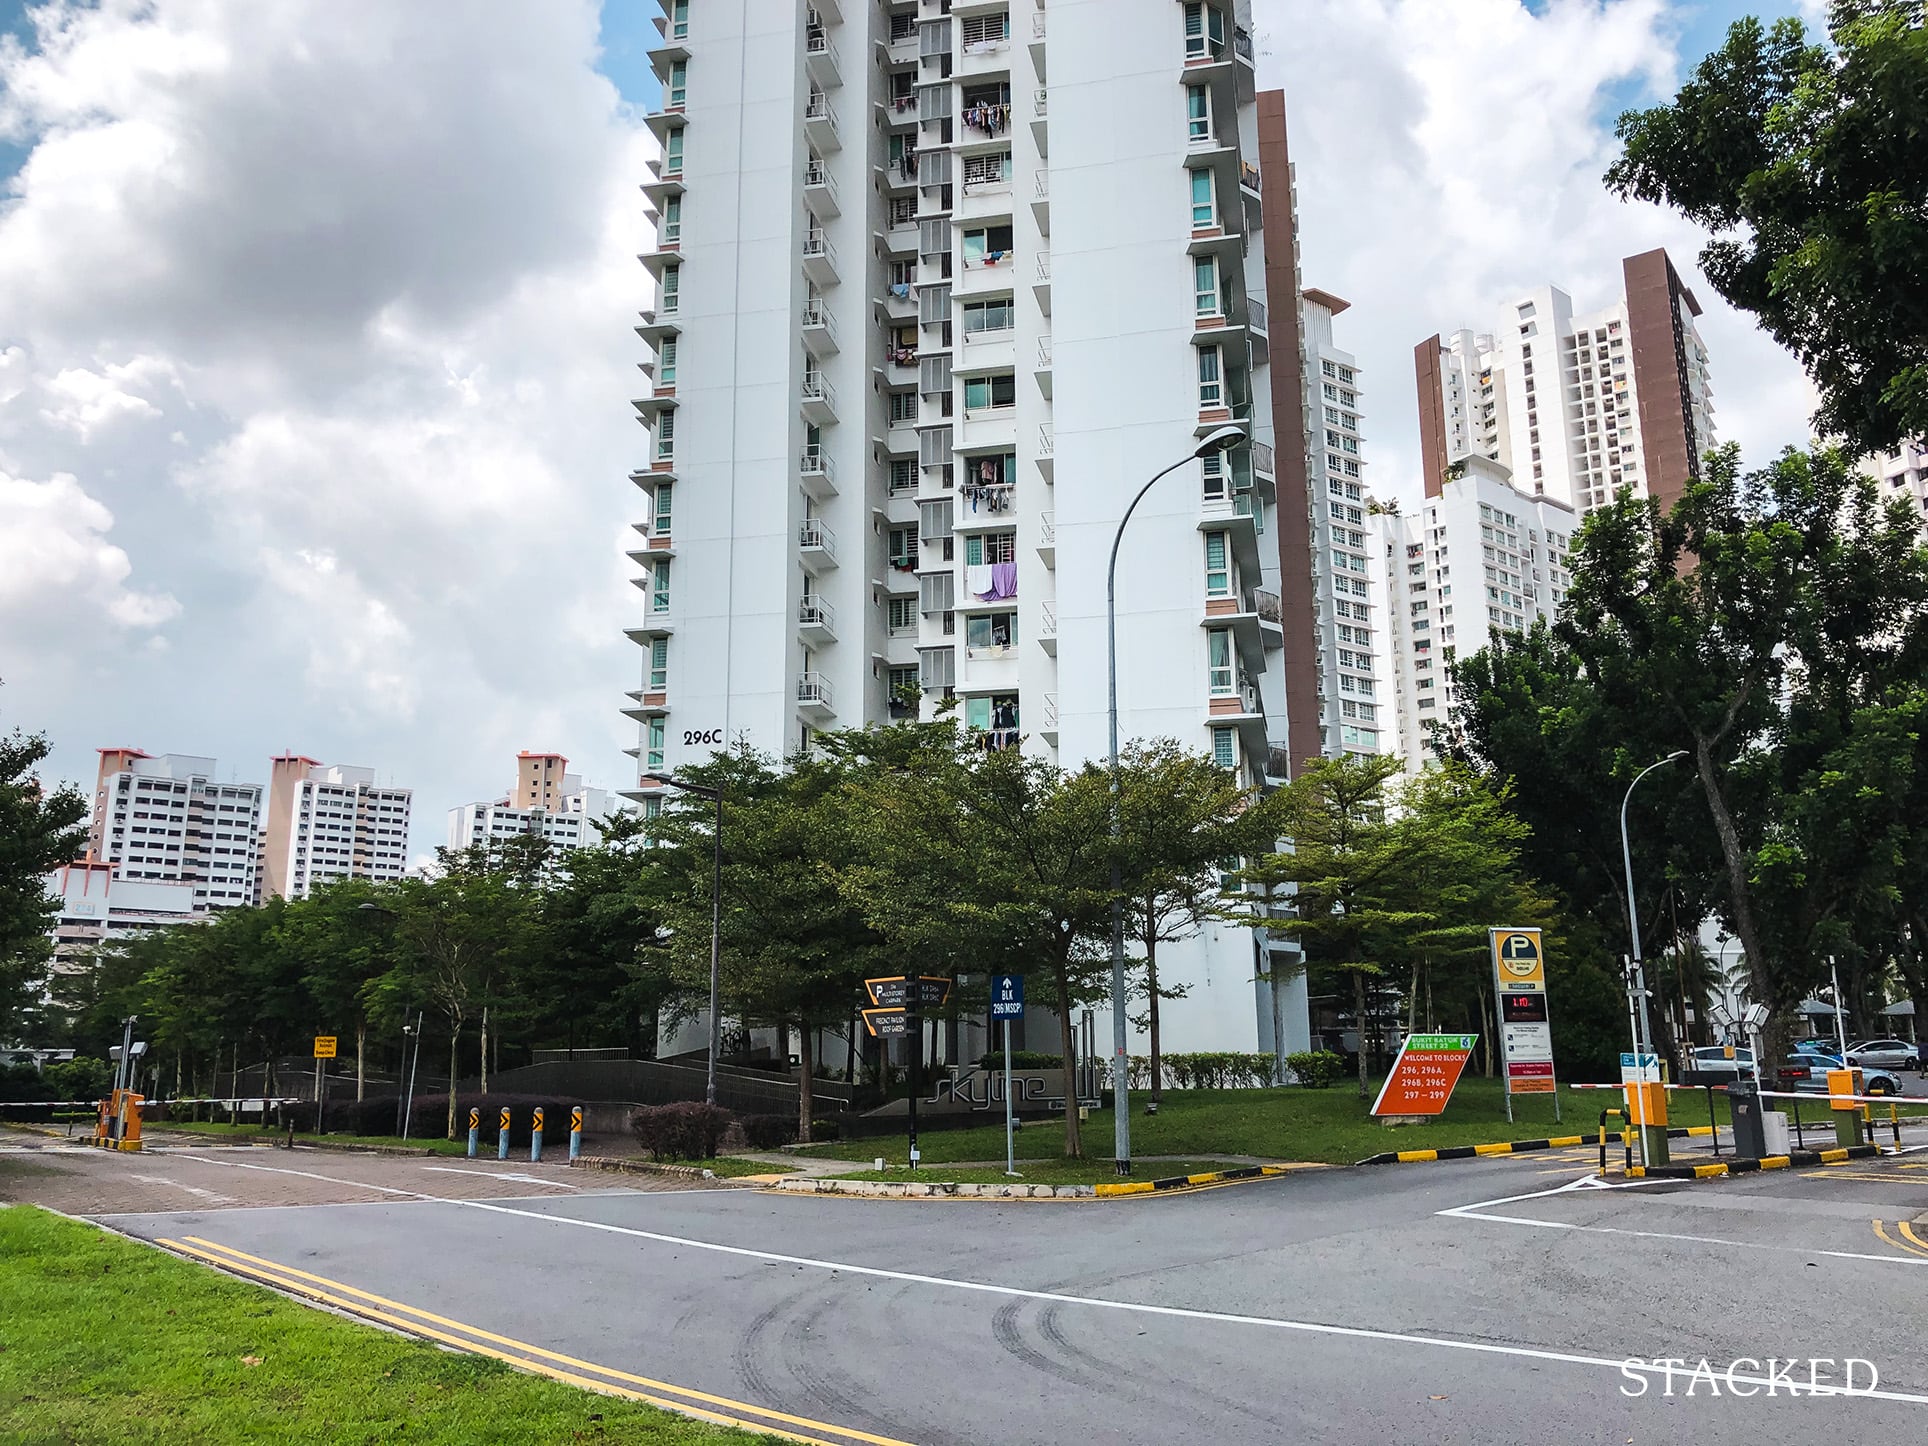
[974,1051,1067,1071]
[630,1102,733,1161]
[1285,1050,1345,1089]
[738,1113,799,1150]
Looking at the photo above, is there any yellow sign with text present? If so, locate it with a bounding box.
[1490,929,1545,991]
[313,1036,337,1059]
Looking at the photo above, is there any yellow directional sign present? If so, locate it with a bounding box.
[313,1035,337,1059]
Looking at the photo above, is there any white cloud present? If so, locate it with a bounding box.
[0,468,179,634]
[38,356,176,440]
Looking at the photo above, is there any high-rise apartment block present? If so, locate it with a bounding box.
[86,750,263,910]
[1866,440,1928,520]
[1370,457,1577,771]
[627,0,1320,1055]
[448,752,629,853]
[260,756,412,902]
[1415,249,1715,515]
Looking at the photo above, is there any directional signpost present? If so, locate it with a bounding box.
[991,974,1024,1175]
[1490,927,1559,1123]
[313,1034,337,1133]
[863,976,952,1168]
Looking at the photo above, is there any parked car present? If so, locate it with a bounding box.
[1844,1038,1920,1071]
[1775,1054,1902,1095]
[1689,1046,1757,1080]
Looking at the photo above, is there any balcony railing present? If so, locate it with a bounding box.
[797,672,834,708]
[799,517,837,555]
[802,229,838,268]
[1037,423,1055,457]
[1251,439,1275,476]
[1240,160,1262,192]
[803,161,839,202]
[801,298,838,342]
[1035,249,1052,281]
[804,92,838,126]
[1034,87,1048,118]
[799,595,836,631]
[1039,509,1055,544]
[1253,589,1283,625]
[1037,334,1053,368]
[1040,600,1057,638]
[1034,171,1049,202]
[1246,296,1267,335]
[1042,692,1059,728]
[800,371,837,409]
[1233,26,1255,63]
[799,445,836,483]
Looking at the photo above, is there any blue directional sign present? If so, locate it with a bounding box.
[991,974,1024,1019]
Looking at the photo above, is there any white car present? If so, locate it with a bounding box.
[1845,1038,1920,1071]
[1690,1046,1757,1080]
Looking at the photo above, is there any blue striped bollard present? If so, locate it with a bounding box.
[569,1105,583,1161]
[467,1108,479,1158]
[497,1106,511,1160]
[530,1107,544,1163]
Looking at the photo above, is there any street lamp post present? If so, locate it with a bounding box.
[1619,749,1687,1167]
[1105,424,1248,1176]
[646,771,723,1107]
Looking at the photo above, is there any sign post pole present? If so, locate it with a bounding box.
[1490,929,1562,1133]
[312,1035,337,1135]
[991,973,1024,1176]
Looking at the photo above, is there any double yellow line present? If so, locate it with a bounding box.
[1872,1220,1928,1259]
[155,1235,912,1446]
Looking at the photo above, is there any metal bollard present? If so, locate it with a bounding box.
[569,1105,583,1162]
[468,1107,480,1158]
[531,1107,544,1163]
[498,1106,511,1160]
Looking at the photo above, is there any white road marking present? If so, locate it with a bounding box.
[422,1167,579,1190]
[424,1193,1928,1404]
[1440,1174,1928,1269]
[128,1173,236,1205]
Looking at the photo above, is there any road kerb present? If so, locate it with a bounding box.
[765,1164,1291,1200]
[1356,1123,1718,1168]
[1624,1142,1882,1180]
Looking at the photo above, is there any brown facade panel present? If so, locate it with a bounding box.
[1414,335,1448,499]
[1623,248,1700,515]
[1255,90,1324,777]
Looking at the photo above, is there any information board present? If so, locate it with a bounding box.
[1370,1033,1478,1117]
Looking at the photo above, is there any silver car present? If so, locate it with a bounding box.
[1845,1038,1920,1071]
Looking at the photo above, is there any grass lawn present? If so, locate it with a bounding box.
[0,1206,776,1444]
[801,1077,1617,1167]
[827,1158,1239,1186]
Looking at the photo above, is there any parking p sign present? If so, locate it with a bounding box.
[991,974,1024,1019]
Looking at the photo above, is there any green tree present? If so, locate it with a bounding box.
[1114,739,1273,1102]
[0,703,89,1038]
[1605,2,1928,454]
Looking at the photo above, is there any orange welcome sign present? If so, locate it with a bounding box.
[1370,1034,1479,1117]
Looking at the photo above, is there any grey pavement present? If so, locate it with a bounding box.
[43,1138,1928,1444]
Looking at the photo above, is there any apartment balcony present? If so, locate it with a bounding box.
[626,525,675,562]
[954,481,1015,531]
[800,370,838,424]
[799,444,838,502]
[1030,87,1048,154]
[1204,591,1269,678]
[1039,690,1059,746]
[803,161,841,219]
[1232,25,1258,101]
[883,342,919,381]
[1244,295,1270,363]
[1254,588,1286,650]
[881,217,918,258]
[801,228,840,286]
[796,671,836,720]
[1037,508,1055,566]
[804,28,842,89]
[634,307,681,344]
[798,594,837,644]
[958,100,1012,144]
[1199,492,1262,581]
[803,93,841,153]
[879,150,917,196]
[1039,599,1057,655]
[1251,439,1275,483]
[621,684,670,722]
[1036,422,1055,482]
[1033,333,1052,398]
[640,173,685,211]
[643,110,685,147]
[878,277,916,321]
[1028,5,1047,76]
[1029,169,1051,235]
[798,517,839,574]
[882,91,918,131]
[631,392,676,423]
[801,298,839,358]
[628,463,676,491]
[624,612,674,642]
[1031,249,1051,314]
[1208,675,1267,752]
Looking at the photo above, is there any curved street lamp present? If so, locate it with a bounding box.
[1106,424,1248,1176]
[1620,749,1687,1165]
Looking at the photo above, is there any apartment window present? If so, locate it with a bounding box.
[963,373,1017,412]
[888,596,917,634]
[659,263,680,314]
[664,127,685,176]
[651,559,671,614]
[889,525,917,565]
[653,482,673,535]
[960,12,1009,51]
[667,60,687,109]
[645,718,665,771]
[1189,168,1215,228]
[1207,628,1234,693]
[889,390,918,424]
[669,0,689,41]
[919,646,956,689]
[1196,346,1222,407]
[962,224,1015,267]
[658,337,677,386]
[654,408,676,461]
[889,457,917,494]
[1183,3,1226,60]
[1204,531,1231,597]
[1211,725,1236,769]
[649,638,668,690]
[963,297,1015,336]
[962,151,1011,192]
[965,612,1016,657]
[1186,84,1210,141]
[662,195,682,246]
[963,532,1016,565]
[1193,255,1220,317]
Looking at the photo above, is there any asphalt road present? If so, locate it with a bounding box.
[33,1139,1923,1445]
